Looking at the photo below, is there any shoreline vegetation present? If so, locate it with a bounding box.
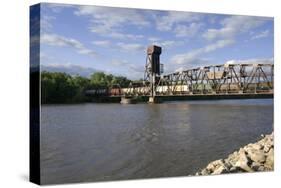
[195,132,274,175]
[41,71,132,104]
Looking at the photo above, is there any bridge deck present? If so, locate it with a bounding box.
[153,92,273,101]
[99,92,273,103]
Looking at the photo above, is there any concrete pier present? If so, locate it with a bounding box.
[120,97,137,104]
[148,96,162,103]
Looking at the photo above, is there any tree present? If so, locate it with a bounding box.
[90,72,107,87]
[41,71,132,104]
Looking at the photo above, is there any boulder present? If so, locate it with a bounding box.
[264,148,274,170]
[212,165,228,175]
[229,166,247,173]
[247,143,263,150]
[234,150,253,172]
[246,148,266,163]
[194,132,274,176]
[206,159,225,171]
[263,145,270,153]
[258,166,265,171]
[201,168,210,175]
[251,162,262,171]
[227,153,239,166]
[263,143,273,153]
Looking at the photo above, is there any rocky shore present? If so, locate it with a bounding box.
[196,133,274,175]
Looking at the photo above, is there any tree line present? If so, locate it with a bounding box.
[41,71,131,104]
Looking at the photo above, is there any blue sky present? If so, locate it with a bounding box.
[39,3,274,79]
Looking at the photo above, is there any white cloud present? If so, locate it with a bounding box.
[110,60,144,79]
[128,64,145,73]
[225,58,273,65]
[44,3,74,13]
[155,11,204,38]
[116,42,145,52]
[111,59,129,66]
[40,3,74,32]
[74,6,150,40]
[251,30,270,40]
[93,40,182,53]
[119,41,184,53]
[171,39,234,65]
[41,33,97,56]
[151,40,184,50]
[203,15,268,41]
[165,58,210,74]
[148,37,161,42]
[92,40,111,47]
[92,40,183,52]
[41,15,55,31]
[107,32,144,40]
[174,23,203,37]
[166,57,273,74]
[156,11,202,31]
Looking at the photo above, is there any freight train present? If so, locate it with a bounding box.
[85,82,272,97]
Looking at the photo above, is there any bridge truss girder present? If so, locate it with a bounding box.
[123,63,273,96]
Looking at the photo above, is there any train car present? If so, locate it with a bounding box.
[85,88,109,96]
[109,88,122,96]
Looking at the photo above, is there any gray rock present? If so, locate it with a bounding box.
[247,148,266,163]
[194,132,274,175]
[229,166,247,173]
[263,143,273,153]
[251,162,262,171]
[201,168,210,175]
[227,153,239,166]
[263,145,270,153]
[264,148,274,170]
[206,159,224,171]
[234,150,253,172]
[212,165,228,175]
[257,166,265,171]
[248,143,263,150]
[229,166,238,172]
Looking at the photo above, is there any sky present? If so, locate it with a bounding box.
[38,3,274,79]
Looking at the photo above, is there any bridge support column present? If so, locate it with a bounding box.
[148,96,155,103]
[148,96,162,103]
[120,97,136,104]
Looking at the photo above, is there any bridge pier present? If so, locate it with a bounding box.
[148,96,162,103]
[120,97,136,104]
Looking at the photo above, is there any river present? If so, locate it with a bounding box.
[40,99,273,184]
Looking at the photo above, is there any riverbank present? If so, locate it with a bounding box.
[196,132,274,175]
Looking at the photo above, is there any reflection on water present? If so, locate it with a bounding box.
[41,99,273,184]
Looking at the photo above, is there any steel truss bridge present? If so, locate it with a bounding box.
[86,45,273,101]
[123,63,273,97]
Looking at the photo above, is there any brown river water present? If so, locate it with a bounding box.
[40,99,273,184]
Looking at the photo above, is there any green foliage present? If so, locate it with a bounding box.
[90,72,131,88]
[112,76,131,87]
[89,72,131,88]
[41,71,131,104]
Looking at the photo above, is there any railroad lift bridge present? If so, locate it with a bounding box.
[87,45,274,103]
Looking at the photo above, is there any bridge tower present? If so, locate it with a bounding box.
[144,45,162,103]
